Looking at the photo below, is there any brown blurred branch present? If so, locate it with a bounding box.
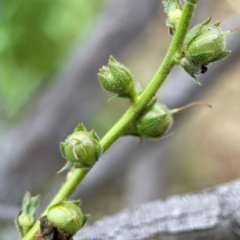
[75,179,240,240]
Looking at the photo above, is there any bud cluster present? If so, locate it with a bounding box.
[59,123,102,173]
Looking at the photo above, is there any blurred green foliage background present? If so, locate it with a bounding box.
[0,0,105,120]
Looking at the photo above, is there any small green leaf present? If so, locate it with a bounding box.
[90,130,100,142]
[60,142,66,156]
[58,161,73,173]
[190,74,202,85]
[203,16,212,25]
[72,200,82,207]
[16,192,40,237]
[214,22,221,27]
[82,214,91,227]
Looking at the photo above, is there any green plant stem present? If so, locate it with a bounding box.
[22,1,198,239]
[101,0,197,151]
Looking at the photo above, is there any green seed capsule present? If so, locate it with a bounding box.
[179,17,231,84]
[136,103,172,138]
[124,101,211,139]
[34,200,90,239]
[123,100,173,139]
[98,56,138,101]
[46,200,90,236]
[59,123,102,173]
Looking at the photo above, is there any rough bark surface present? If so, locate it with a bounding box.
[75,180,240,240]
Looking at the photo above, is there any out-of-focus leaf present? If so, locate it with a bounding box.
[0,0,105,120]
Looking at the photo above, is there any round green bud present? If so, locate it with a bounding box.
[98,56,138,101]
[124,101,210,139]
[185,23,225,64]
[46,200,86,236]
[168,8,182,29]
[179,17,231,84]
[136,103,172,138]
[59,123,102,173]
[163,0,183,35]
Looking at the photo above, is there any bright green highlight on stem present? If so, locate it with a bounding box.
[21,1,198,239]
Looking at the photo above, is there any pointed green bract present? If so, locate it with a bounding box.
[191,74,201,85]
[74,199,82,206]
[82,214,91,227]
[210,50,231,62]
[184,17,213,51]
[60,142,65,156]
[204,16,212,25]
[90,130,100,141]
[74,123,87,132]
[179,57,202,84]
[58,161,73,173]
[109,55,116,63]
[214,22,220,27]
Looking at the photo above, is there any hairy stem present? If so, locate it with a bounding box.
[101,0,197,151]
[22,1,198,239]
